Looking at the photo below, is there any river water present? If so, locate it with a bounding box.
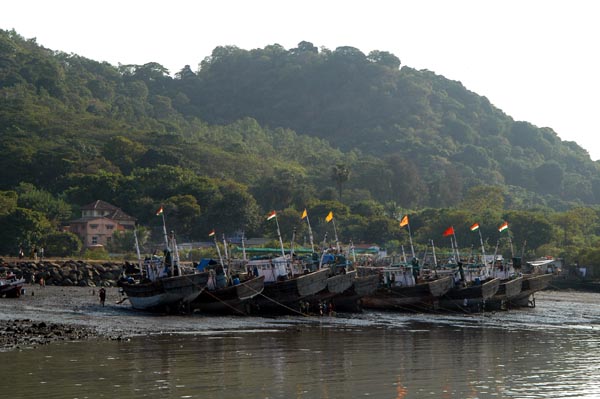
[2,290,600,399]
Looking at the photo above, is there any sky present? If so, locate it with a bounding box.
[2,0,599,159]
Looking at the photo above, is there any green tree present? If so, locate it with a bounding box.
[0,190,18,216]
[0,208,52,255]
[43,231,82,257]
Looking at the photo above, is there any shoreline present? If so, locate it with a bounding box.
[0,284,328,352]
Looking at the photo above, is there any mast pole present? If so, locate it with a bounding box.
[478,228,486,264]
[274,215,286,258]
[407,222,416,260]
[133,227,143,279]
[241,231,247,262]
[305,214,315,253]
[214,234,225,270]
[332,218,341,253]
[431,239,438,270]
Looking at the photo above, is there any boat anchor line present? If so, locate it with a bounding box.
[240,281,308,316]
[198,288,248,316]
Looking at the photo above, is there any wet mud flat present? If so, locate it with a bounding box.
[0,285,345,352]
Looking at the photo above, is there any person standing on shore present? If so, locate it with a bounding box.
[99,288,106,306]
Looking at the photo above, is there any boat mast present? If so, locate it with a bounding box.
[331,218,341,253]
[213,233,225,270]
[274,214,286,258]
[133,227,143,279]
[290,228,296,260]
[302,209,315,253]
[241,231,247,261]
[170,231,182,276]
[430,239,438,269]
[222,234,231,280]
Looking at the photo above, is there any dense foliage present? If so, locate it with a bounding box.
[1,29,600,265]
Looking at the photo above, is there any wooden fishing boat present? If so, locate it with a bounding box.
[191,276,265,314]
[508,273,553,307]
[248,256,329,314]
[438,277,501,312]
[311,270,356,302]
[361,272,454,312]
[331,273,380,312]
[119,270,209,312]
[485,276,523,310]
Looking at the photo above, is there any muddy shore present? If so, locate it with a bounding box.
[0,284,327,352]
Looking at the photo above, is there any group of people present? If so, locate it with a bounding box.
[299,300,335,316]
[18,245,44,261]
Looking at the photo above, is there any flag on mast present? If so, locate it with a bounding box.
[399,215,409,227]
[498,221,509,232]
[155,206,164,216]
[470,223,480,232]
[443,226,455,237]
[325,211,334,223]
[208,229,216,237]
[301,209,308,219]
[267,210,277,221]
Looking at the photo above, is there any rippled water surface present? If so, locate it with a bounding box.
[3,291,600,398]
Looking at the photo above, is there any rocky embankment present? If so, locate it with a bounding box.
[0,259,129,287]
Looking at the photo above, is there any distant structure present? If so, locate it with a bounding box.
[65,200,136,248]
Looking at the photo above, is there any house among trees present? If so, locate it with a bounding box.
[65,200,136,248]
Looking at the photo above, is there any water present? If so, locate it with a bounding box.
[2,291,600,398]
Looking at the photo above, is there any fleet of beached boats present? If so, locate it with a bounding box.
[112,210,555,316]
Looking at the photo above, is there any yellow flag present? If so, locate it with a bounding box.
[325,211,334,223]
[301,209,308,219]
[399,215,409,227]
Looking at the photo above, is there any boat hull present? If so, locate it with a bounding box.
[0,278,25,298]
[252,268,329,314]
[120,272,209,312]
[486,277,523,310]
[362,276,454,312]
[439,278,500,312]
[332,274,380,312]
[508,274,553,307]
[192,276,265,314]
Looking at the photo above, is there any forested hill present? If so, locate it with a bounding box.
[181,42,599,207]
[1,29,600,254]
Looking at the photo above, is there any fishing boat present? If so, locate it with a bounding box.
[247,256,329,314]
[438,276,501,312]
[485,276,523,310]
[508,273,553,307]
[0,273,25,298]
[119,255,209,312]
[359,264,455,312]
[191,258,265,314]
[119,230,209,312]
[332,273,380,312]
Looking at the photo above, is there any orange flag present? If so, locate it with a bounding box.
[399,215,409,227]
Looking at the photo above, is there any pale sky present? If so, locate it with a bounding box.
[2,0,599,159]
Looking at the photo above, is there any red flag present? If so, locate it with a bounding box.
[155,206,164,216]
[267,210,277,220]
[208,229,216,237]
[443,226,454,237]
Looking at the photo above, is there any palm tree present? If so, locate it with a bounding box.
[331,163,350,202]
